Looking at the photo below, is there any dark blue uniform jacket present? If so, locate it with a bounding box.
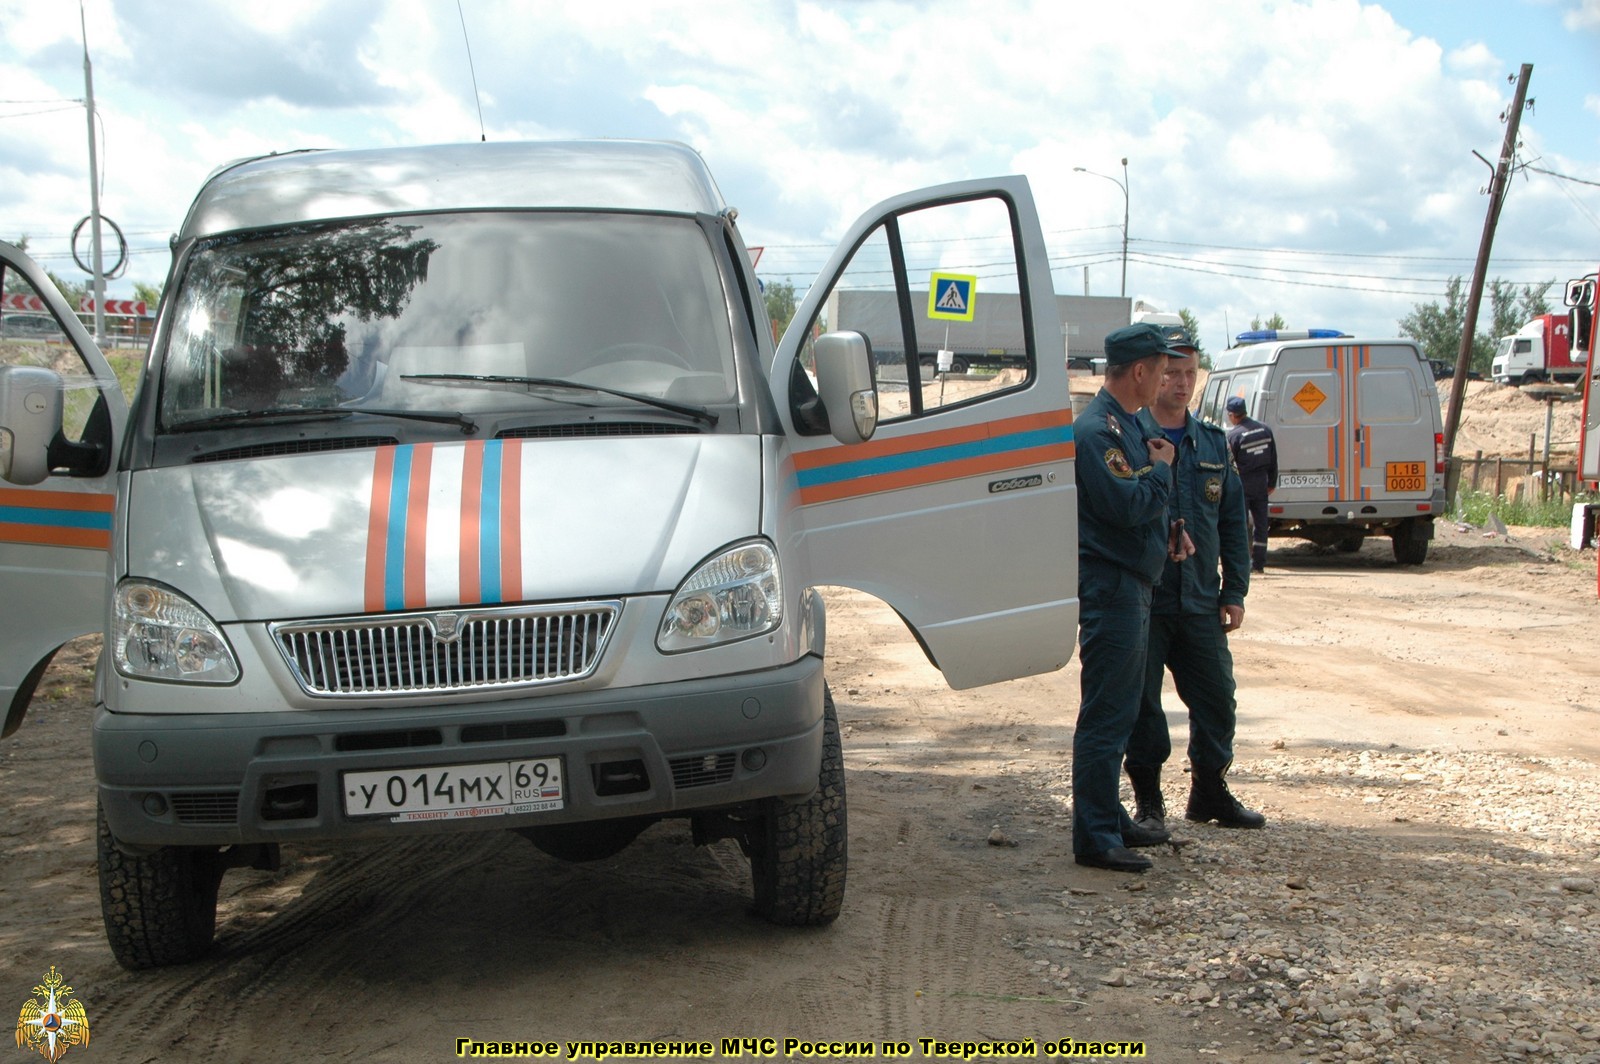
[1137,409,1250,615]
[1076,388,1172,585]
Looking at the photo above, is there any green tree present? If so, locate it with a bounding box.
[48,271,89,312]
[133,281,163,310]
[1518,281,1554,321]
[1487,278,1521,346]
[1249,313,1287,331]
[763,279,798,343]
[1397,275,1534,374]
[1177,307,1210,368]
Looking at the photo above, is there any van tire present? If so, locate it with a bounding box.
[97,801,223,969]
[1336,530,1364,553]
[747,684,847,927]
[1391,518,1430,565]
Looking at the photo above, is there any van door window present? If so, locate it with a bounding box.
[1198,376,1225,425]
[0,272,101,443]
[794,195,1031,425]
[1357,369,1420,422]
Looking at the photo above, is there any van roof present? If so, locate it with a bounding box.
[1209,337,1420,372]
[179,140,727,240]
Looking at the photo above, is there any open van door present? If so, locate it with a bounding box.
[0,241,127,735]
[771,178,1076,690]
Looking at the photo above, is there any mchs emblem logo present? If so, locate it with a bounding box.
[15,967,89,1063]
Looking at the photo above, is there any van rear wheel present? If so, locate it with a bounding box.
[97,801,224,969]
[746,684,847,926]
[1391,517,1431,565]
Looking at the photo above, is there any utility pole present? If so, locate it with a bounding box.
[1443,63,1533,459]
[81,2,106,346]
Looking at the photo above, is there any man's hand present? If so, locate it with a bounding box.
[1220,604,1245,632]
[1168,518,1195,562]
[1147,437,1175,467]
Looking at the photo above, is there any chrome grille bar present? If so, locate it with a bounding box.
[271,601,620,698]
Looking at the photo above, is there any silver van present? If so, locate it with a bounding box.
[1196,334,1444,563]
[0,141,1077,967]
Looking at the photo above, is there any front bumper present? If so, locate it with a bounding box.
[95,655,825,847]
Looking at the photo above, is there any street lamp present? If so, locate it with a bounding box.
[1073,157,1129,298]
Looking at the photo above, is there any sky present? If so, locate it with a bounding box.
[2,0,1598,352]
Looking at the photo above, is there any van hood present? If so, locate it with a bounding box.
[125,436,762,622]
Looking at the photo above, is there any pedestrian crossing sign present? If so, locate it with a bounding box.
[927,272,978,322]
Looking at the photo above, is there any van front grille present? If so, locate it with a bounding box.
[271,601,620,697]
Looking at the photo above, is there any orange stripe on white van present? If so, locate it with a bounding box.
[364,447,396,612]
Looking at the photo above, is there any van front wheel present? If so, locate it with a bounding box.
[98,801,223,970]
[746,684,847,926]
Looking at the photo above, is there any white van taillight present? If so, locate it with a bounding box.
[1435,433,1445,474]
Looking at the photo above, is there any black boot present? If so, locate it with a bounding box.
[1125,764,1166,832]
[1251,543,1267,574]
[1186,763,1266,829]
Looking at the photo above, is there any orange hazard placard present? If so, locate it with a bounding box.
[1293,381,1327,414]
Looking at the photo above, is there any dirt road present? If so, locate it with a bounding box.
[3,523,1599,1062]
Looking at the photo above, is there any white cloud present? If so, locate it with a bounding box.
[1,0,1596,344]
[1564,0,1600,29]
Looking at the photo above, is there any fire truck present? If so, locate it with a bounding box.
[1564,271,1600,582]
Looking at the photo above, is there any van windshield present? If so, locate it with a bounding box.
[156,212,737,430]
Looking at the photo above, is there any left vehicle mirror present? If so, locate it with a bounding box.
[813,331,878,445]
[0,365,65,485]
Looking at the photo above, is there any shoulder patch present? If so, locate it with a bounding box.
[1106,413,1123,437]
[1105,448,1134,479]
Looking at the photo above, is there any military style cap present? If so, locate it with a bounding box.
[1225,396,1247,414]
[1103,322,1189,366]
[1165,327,1199,352]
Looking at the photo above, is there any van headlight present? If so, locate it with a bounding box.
[657,541,782,652]
[112,581,240,683]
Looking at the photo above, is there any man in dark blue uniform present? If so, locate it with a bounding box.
[1125,334,1266,832]
[1226,396,1278,573]
[1072,323,1190,873]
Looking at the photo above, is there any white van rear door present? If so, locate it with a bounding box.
[770,178,1076,690]
[0,242,126,734]
[1352,344,1439,501]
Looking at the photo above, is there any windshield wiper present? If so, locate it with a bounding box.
[168,406,478,434]
[400,373,718,426]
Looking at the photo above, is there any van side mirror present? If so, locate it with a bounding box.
[0,365,65,485]
[812,331,878,444]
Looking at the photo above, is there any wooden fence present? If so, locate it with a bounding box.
[1454,437,1584,503]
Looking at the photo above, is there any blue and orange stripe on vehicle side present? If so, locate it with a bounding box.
[1326,347,1341,502]
[0,488,114,550]
[364,441,526,612]
[791,410,1074,505]
[1354,344,1371,500]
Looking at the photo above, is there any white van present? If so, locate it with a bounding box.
[1196,334,1444,563]
[0,141,1077,967]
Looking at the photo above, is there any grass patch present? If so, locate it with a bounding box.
[1452,488,1596,528]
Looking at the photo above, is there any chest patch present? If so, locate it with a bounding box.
[1205,476,1223,502]
[1105,448,1134,479]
